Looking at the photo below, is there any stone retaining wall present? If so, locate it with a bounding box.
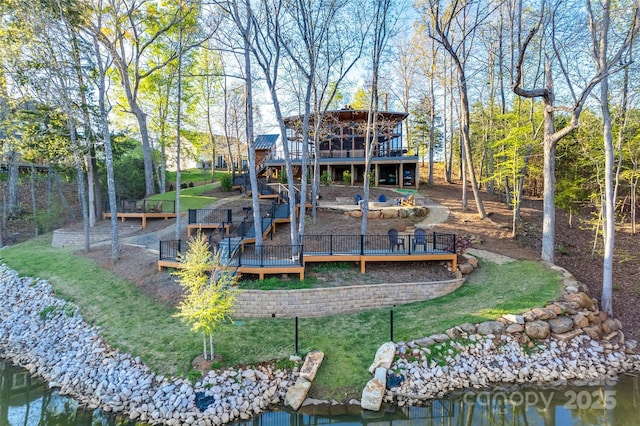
[51,229,111,247]
[234,278,465,318]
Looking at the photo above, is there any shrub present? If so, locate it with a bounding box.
[321,170,331,186]
[220,174,233,192]
[342,170,351,186]
[278,172,288,184]
[189,181,194,188]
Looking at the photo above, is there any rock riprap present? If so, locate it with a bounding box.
[361,262,640,410]
[0,265,297,425]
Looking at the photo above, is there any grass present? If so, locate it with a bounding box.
[146,182,221,211]
[238,276,316,290]
[0,238,563,401]
[165,170,228,185]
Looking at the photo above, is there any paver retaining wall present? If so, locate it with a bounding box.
[234,278,465,318]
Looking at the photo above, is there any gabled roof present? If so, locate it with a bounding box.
[254,134,279,150]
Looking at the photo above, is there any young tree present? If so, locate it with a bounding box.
[173,234,237,361]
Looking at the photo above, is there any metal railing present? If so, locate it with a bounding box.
[236,245,304,267]
[302,232,456,256]
[113,199,176,214]
[159,240,182,261]
[188,208,233,225]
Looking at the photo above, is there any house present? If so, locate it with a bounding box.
[263,108,419,188]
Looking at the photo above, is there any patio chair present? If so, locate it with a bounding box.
[400,194,415,206]
[148,200,162,213]
[355,194,362,205]
[412,228,427,252]
[378,194,387,202]
[388,228,405,252]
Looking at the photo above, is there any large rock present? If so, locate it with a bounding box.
[477,321,505,336]
[458,263,474,275]
[548,317,574,334]
[299,351,324,382]
[525,320,551,339]
[368,342,396,373]
[284,378,311,411]
[532,307,556,320]
[564,292,595,310]
[361,378,385,411]
[573,313,589,328]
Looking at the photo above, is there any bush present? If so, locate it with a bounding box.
[342,170,351,186]
[278,172,287,184]
[321,170,331,186]
[189,181,194,188]
[220,173,233,192]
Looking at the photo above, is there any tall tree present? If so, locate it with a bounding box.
[416,0,489,218]
[513,0,637,265]
[361,0,398,235]
[89,0,188,197]
[588,0,640,315]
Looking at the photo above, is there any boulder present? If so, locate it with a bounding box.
[602,318,622,334]
[458,263,474,275]
[548,317,574,334]
[564,292,595,310]
[461,254,478,268]
[284,378,311,411]
[381,209,398,219]
[458,323,477,335]
[299,351,324,382]
[583,325,603,340]
[552,329,583,342]
[368,342,396,373]
[525,320,551,339]
[532,307,556,320]
[477,321,505,336]
[572,313,589,328]
[502,314,525,325]
[506,324,524,334]
[361,378,385,411]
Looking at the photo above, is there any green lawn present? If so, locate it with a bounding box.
[0,238,563,401]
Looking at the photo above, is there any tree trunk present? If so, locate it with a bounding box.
[93,34,120,263]
[30,166,37,237]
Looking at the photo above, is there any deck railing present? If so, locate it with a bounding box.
[159,240,182,261]
[302,232,456,256]
[113,199,176,214]
[236,245,304,267]
[188,208,233,225]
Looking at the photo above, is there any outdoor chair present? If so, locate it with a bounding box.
[355,194,362,205]
[412,228,427,252]
[388,228,405,252]
[378,194,387,203]
[148,201,162,213]
[400,194,415,206]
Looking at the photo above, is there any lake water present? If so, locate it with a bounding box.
[2,360,638,425]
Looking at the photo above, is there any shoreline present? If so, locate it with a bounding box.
[1,259,639,424]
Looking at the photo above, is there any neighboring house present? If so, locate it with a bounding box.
[264,108,419,188]
[253,134,278,175]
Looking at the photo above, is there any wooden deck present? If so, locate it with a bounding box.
[103,211,178,229]
[158,251,456,280]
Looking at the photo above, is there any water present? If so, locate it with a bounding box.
[2,360,639,425]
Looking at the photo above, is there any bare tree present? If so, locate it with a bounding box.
[513,0,637,265]
[588,0,640,315]
[416,0,489,218]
